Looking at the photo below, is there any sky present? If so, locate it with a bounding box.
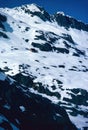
[0,0,88,24]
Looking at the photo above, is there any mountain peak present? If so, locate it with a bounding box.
[54,12,88,31]
[56,11,65,16]
[19,3,42,12]
[13,3,45,14]
[10,3,51,22]
[1,4,88,31]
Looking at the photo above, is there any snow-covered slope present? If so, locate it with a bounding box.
[0,4,88,129]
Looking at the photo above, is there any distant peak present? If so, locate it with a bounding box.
[14,3,44,13]
[22,3,40,9]
[56,11,65,16]
[54,12,88,31]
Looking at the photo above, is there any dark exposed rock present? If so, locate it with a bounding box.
[35,34,46,41]
[0,71,77,130]
[20,4,51,22]
[0,14,10,38]
[73,52,80,57]
[12,73,33,87]
[63,41,72,48]
[35,31,59,44]
[3,66,12,72]
[29,48,38,53]
[32,41,69,53]
[25,27,30,31]
[54,13,88,31]
[72,48,85,57]
[33,82,61,99]
[0,13,7,22]
[65,88,88,106]
[53,47,69,54]
[59,65,65,68]
[0,31,9,38]
[32,42,52,51]
[61,34,75,44]
[30,10,51,22]
[14,4,88,31]
[0,14,7,31]
[75,48,85,56]
[25,39,29,42]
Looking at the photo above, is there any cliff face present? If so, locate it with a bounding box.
[54,12,88,31]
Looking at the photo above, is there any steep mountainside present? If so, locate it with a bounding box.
[0,4,88,129]
[0,70,77,130]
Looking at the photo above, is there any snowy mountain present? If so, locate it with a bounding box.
[0,4,88,129]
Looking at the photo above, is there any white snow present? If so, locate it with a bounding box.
[56,11,65,16]
[29,88,59,104]
[19,106,26,112]
[69,114,88,129]
[24,4,41,12]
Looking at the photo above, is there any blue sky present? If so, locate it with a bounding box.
[0,0,88,24]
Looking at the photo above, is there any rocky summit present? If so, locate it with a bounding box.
[0,4,88,129]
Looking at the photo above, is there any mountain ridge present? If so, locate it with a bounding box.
[0,4,88,31]
[0,4,88,129]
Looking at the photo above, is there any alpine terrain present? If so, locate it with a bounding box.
[0,4,88,130]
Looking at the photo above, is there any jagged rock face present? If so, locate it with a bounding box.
[0,13,7,22]
[0,71,77,130]
[54,13,88,31]
[15,4,51,22]
[0,4,88,129]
